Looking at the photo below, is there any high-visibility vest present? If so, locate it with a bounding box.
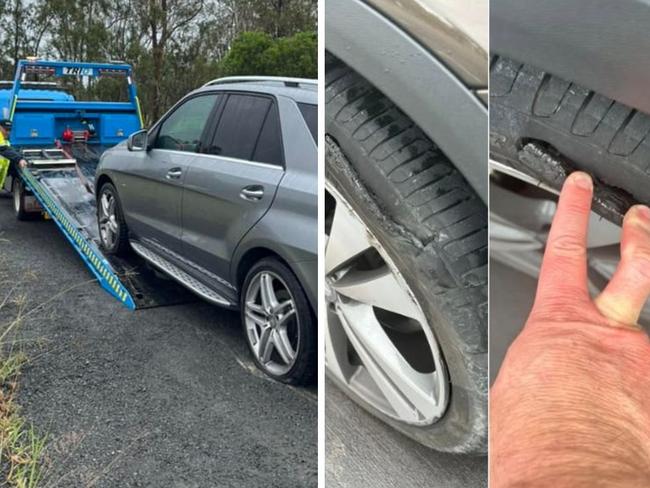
[0,130,10,189]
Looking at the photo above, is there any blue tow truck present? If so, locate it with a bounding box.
[0,59,186,309]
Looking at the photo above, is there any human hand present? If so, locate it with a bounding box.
[491,172,650,487]
[18,159,27,169]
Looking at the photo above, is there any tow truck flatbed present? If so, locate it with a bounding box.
[2,60,194,309]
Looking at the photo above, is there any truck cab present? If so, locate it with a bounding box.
[0,59,143,189]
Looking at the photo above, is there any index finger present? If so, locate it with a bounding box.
[534,171,594,310]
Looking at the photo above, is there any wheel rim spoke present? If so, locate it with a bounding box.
[272,328,295,365]
[325,196,373,273]
[258,326,273,363]
[273,299,293,315]
[324,183,448,425]
[245,309,267,327]
[259,273,278,311]
[339,302,440,421]
[276,307,296,328]
[100,193,110,216]
[332,267,421,320]
[246,301,267,317]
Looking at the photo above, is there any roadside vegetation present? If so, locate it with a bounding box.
[0,256,46,488]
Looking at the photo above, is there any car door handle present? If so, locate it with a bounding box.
[166,168,183,180]
[240,185,264,201]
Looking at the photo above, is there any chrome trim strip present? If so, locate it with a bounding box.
[151,149,284,171]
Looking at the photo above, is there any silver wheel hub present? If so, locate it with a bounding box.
[324,182,449,426]
[98,191,118,248]
[244,271,299,376]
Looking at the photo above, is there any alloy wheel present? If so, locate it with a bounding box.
[324,182,449,426]
[99,190,119,249]
[244,271,300,376]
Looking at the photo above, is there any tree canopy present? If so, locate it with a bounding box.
[0,0,317,125]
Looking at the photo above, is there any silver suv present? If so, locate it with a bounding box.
[95,77,317,384]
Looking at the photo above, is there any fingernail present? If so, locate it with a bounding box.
[634,205,650,222]
[569,171,592,190]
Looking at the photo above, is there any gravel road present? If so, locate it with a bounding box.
[325,380,487,487]
[0,193,317,487]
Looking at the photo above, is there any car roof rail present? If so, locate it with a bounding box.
[202,76,317,89]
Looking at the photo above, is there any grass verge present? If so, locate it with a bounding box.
[0,258,47,488]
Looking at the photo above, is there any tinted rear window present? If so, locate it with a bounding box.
[298,103,317,145]
[253,104,284,166]
[211,94,272,161]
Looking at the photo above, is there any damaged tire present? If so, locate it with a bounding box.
[491,55,650,208]
[324,55,487,453]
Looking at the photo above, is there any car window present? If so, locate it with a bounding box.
[154,94,219,152]
[210,94,272,162]
[298,102,317,145]
[252,103,284,166]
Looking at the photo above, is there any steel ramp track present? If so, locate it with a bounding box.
[17,162,197,310]
[19,166,137,309]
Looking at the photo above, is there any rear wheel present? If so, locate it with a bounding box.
[97,182,130,256]
[241,257,316,385]
[13,179,39,221]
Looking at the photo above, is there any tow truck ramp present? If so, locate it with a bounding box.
[18,148,194,310]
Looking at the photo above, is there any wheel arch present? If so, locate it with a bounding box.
[234,246,316,316]
[95,173,114,195]
[326,0,487,202]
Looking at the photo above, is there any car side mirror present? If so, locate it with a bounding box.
[127,129,148,152]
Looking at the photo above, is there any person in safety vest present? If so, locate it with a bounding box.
[0,119,27,190]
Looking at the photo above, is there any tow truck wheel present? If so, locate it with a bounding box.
[13,179,37,221]
[97,183,130,256]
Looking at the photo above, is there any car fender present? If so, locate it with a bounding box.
[492,0,650,116]
[326,0,488,202]
[231,232,317,313]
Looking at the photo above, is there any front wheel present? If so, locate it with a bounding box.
[97,182,130,256]
[241,258,316,385]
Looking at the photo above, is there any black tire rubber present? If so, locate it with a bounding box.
[491,55,650,205]
[97,182,130,256]
[325,55,487,454]
[240,257,316,386]
[13,178,39,221]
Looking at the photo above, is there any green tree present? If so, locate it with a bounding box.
[0,0,317,123]
[220,31,274,76]
[220,30,316,78]
[263,31,317,78]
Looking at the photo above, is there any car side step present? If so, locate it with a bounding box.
[130,241,233,307]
